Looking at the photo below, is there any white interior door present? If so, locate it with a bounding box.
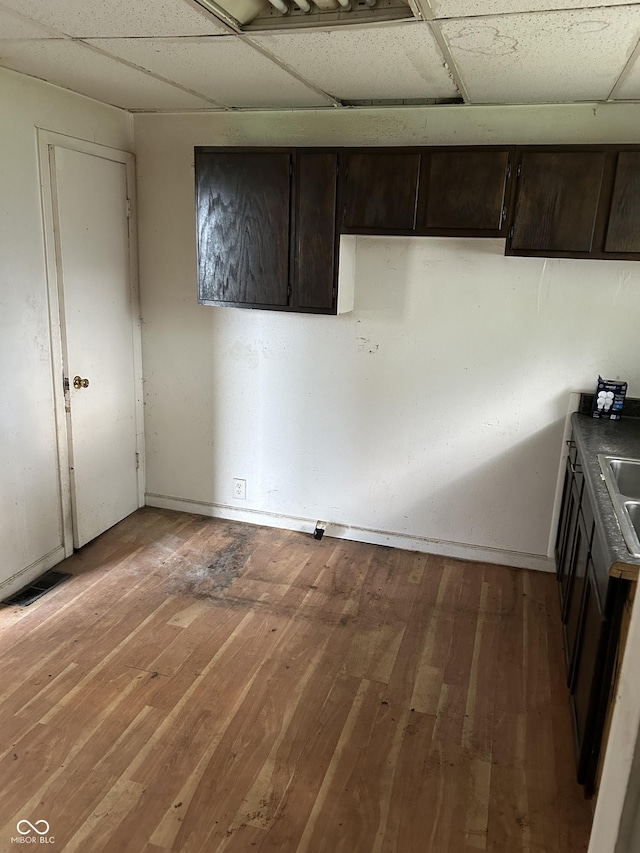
[51,145,140,548]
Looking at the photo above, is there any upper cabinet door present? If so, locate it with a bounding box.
[419,148,512,234]
[295,151,338,314]
[195,150,292,308]
[508,151,606,255]
[342,151,421,232]
[605,152,640,254]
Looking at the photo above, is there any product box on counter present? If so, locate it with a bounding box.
[591,376,628,420]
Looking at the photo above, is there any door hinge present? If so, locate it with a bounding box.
[509,226,514,240]
[506,162,512,178]
[502,205,507,223]
[516,163,522,178]
[136,452,140,470]
[126,198,132,219]
[63,375,71,413]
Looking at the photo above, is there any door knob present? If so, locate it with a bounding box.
[73,376,90,389]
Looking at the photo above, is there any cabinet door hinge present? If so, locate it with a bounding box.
[136,451,140,470]
[506,162,512,179]
[516,163,522,178]
[501,205,507,224]
[126,197,132,219]
[509,225,514,240]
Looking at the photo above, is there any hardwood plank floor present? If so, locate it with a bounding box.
[0,508,592,852]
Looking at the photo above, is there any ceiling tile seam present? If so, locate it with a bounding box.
[427,22,469,104]
[77,39,231,109]
[407,0,469,103]
[238,34,342,106]
[0,1,71,39]
[606,34,640,99]
[0,37,69,41]
[67,33,235,41]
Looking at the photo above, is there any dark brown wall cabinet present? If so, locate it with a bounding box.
[418,148,512,235]
[510,151,606,254]
[196,144,640,315]
[342,146,513,237]
[195,148,339,314]
[605,152,640,253]
[555,438,629,796]
[507,147,640,260]
[342,151,421,232]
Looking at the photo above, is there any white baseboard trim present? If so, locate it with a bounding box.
[0,545,66,601]
[145,493,555,573]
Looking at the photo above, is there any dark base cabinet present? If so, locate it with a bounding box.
[555,434,629,796]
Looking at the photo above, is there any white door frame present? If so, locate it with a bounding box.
[37,128,145,557]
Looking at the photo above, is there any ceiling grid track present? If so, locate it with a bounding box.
[607,34,640,101]
[192,0,343,106]
[78,38,231,108]
[1,0,640,111]
[407,0,470,104]
[239,34,343,106]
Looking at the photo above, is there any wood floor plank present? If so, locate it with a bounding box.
[0,509,593,852]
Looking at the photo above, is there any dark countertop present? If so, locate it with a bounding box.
[571,412,640,580]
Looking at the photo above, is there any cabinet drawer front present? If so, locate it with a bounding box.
[511,151,605,253]
[196,151,291,307]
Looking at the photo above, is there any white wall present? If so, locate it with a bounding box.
[135,103,640,568]
[0,67,132,595]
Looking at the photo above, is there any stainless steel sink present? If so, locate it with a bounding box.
[608,458,640,500]
[626,501,640,540]
[598,455,640,557]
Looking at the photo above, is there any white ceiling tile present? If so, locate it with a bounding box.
[440,7,640,103]
[252,22,458,101]
[433,0,637,17]
[0,5,64,38]
[0,0,227,37]
[0,40,220,109]
[615,53,640,100]
[86,36,332,108]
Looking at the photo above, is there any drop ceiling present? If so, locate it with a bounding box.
[0,0,639,111]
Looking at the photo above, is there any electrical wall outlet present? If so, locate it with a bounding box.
[232,478,246,500]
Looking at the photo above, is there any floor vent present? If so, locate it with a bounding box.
[1,570,72,607]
